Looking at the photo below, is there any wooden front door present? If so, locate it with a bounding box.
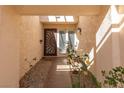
[44,29,57,56]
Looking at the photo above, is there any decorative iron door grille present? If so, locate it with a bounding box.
[44,29,57,56]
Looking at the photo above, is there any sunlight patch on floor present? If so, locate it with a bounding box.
[56,65,71,71]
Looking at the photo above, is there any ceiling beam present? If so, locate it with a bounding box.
[15,5,103,16]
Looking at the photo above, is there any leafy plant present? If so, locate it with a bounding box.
[66,43,100,88]
[101,66,124,88]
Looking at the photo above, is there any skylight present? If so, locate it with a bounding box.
[48,16,74,22]
[56,16,65,22]
[65,16,74,22]
[48,16,56,22]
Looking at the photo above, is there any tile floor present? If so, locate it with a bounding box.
[44,57,72,88]
[20,57,72,88]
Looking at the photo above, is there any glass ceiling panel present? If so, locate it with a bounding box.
[48,16,74,22]
[65,16,74,22]
[56,16,65,22]
[48,16,56,22]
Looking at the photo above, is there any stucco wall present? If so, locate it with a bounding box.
[0,6,20,87]
[77,16,99,53]
[118,5,124,66]
[77,7,109,76]
[98,6,110,27]
[43,24,77,31]
[95,6,124,82]
[0,6,44,87]
[77,16,100,75]
[95,7,113,82]
[96,34,113,81]
[119,24,124,66]
[20,16,43,78]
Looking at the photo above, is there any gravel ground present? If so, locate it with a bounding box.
[19,59,52,88]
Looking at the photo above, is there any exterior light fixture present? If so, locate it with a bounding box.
[77,27,81,34]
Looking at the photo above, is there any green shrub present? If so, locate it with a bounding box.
[101,66,124,88]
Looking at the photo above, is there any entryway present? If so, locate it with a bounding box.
[44,29,76,57]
